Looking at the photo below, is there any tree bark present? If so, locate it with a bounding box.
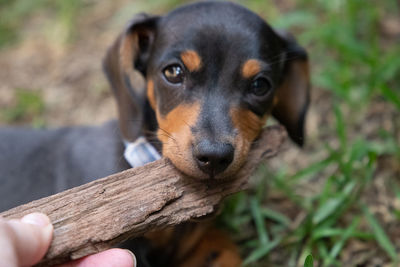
[0,125,286,267]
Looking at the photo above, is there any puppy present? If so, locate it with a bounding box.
[103,1,309,181]
[0,1,309,266]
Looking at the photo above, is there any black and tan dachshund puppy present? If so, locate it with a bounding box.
[0,1,309,266]
[104,1,309,180]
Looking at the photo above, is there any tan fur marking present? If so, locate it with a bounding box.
[179,228,242,267]
[157,103,200,144]
[147,80,156,110]
[157,103,201,177]
[231,108,265,142]
[241,59,261,79]
[230,108,268,175]
[181,50,202,72]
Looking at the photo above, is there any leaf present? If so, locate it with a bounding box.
[304,254,314,267]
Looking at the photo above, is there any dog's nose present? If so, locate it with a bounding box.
[193,140,234,177]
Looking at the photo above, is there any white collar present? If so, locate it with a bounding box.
[123,136,161,168]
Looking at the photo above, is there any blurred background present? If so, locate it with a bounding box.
[0,0,399,266]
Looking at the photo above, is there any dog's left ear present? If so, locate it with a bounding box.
[103,14,159,142]
[272,30,310,146]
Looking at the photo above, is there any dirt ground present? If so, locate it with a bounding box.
[0,1,124,126]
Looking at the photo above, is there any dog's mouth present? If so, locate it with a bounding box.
[157,119,254,180]
[168,154,244,180]
[161,134,251,180]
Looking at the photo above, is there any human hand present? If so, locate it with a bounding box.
[0,213,136,267]
[0,212,53,267]
[55,248,136,267]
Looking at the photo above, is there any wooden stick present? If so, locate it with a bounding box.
[0,125,286,266]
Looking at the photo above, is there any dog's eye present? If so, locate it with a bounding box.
[250,77,272,96]
[163,65,184,84]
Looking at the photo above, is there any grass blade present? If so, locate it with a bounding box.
[250,197,269,245]
[334,104,347,150]
[243,237,282,266]
[290,155,334,182]
[328,217,360,261]
[261,207,291,226]
[313,182,356,225]
[381,84,400,110]
[362,205,398,263]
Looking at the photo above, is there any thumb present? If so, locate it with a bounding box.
[1,213,53,267]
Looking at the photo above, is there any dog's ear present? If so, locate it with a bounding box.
[272,30,310,146]
[103,14,159,141]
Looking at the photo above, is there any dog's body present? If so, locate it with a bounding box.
[0,2,309,266]
[0,121,129,211]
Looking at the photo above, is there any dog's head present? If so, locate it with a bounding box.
[103,2,310,179]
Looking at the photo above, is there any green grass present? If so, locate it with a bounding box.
[0,0,399,266]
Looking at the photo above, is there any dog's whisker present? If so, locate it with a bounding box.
[158,127,173,137]
[182,120,191,128]
[158,127,177,143]
[267,54,303,67]
[264,51,288,62]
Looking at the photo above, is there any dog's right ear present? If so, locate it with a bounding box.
[103,14,159,142]
[271,30,310,147]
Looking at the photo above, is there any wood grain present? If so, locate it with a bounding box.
[0,125,286,266]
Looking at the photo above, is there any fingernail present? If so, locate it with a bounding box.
[124,249,137,267]
[21,213,51,227]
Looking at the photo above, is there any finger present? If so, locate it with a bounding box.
[0,213,53,267]
[56,248,136,267]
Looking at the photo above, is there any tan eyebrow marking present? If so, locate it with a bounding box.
[180,50,202,72]
[241,59,262,79]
